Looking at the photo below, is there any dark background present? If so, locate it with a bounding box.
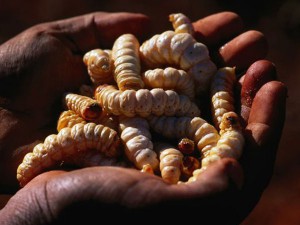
[1,1,299,224]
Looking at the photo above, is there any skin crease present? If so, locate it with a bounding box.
[0,11,287,225]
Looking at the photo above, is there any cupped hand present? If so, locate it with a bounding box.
[0,11,286,225]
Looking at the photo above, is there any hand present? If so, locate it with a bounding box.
[0,11,286,225]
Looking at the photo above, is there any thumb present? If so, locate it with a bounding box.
[52,12,151,52]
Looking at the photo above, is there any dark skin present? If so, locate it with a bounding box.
[0,11,286,225]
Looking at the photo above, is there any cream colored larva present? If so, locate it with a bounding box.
[17,123,121,187]
[57,110,87,132]
[139,30,217,95]
[57,109,119,132]
[142,67,195,99]
[154,142,183,184]
[188,111,245,182]
[94,84,200,118]
[63,93,102,121]
[210,67,237,129]
[169,12,195,35]
[147,115,220,157]
[83,49,114,85]
[140,31,206,70]
[112,33,144,91]
[119,116,159,171]
[202,112,245,166]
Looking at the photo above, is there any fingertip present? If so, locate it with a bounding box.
[248,80,287,126]
[240,60,278,123]
[242,60,277,102]
[94,12,151,48]
[245,60,277,86]
[194,158,244,191]
[193,11,244,46]
[221,158,244,190]
[218,30,268,71]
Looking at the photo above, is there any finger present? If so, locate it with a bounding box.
[176,158,244,194]
[216,30,268,71]
[239,60,277,124]
[166,158,246,224]
[95,12,151,47]
[50,12,150,53]
[240,81,287,209]
[193,11,244,47]
[247,81,286,137]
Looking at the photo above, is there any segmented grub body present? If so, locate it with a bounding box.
[112,33,144,91]
[17,123,121,187]
[83,49,114,85]
[169,13,194,35]
[94,84,200,118]
[148,116,220,157]
[211,67,236,129]
[142,67,195,99]
[189,112,245,182]
[57,110,119,132]
[119,116,159,171]
[154,142,183,184]
[64,93,102,121]
[202,112,244,165]
[140,31,206,70]
[188,59,218,95]
[57,110,87,132]
[139,31,217,95]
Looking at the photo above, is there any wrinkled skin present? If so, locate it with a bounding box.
[0,11,286,225]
